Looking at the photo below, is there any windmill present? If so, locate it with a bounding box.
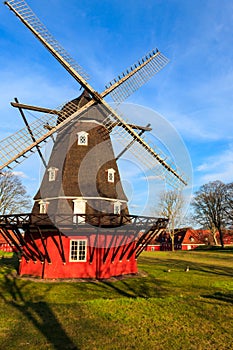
[0,0,187,279]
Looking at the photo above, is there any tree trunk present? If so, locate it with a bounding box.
[171,234,175,251]
[170,229,175,252]
[218,228,224,248]
[211,226,218,245]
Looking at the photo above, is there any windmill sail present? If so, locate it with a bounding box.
[5,0,89,82]
[105,49,169,103]
[3,0,187,188]
[5,0,168,104]
[0,100,81,170]
[102,111,187,188]
[0,98,187,188]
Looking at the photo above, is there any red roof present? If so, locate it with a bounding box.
[151,228,233,246]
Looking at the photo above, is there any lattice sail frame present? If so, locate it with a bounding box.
[2,0,187,189]
[0,100,79,169]
[4,0,89,81]
[106,50,169,103]
[102,111,187,188]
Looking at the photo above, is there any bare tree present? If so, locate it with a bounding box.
[225,182,233,223]
[0,172,31,215]
[191,181,227,248]
[154,189,184,251]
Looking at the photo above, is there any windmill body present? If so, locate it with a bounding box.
[0,0,187,279]
[19,92,137,279]
[11,90,161,280]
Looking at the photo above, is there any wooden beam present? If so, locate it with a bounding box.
[14,98,47,168]
[106,122,152,133]
[116,123,151,160]
[11,101,60,115]
[128,123,152,131]
[11,101,151,132]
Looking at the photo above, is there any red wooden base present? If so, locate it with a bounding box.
[1,214,167,279]
[18,232,138,279]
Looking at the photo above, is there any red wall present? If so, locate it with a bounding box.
[181,244,202,251]
[0,243,13,252]
[145,245,160,252]
[19,231,138,279]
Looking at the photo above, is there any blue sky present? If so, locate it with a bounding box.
[0,0,233,216]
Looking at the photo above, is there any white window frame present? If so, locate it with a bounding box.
[48,167,58,182]
[107,168,116,183]
[69,239,87,262]
[114,201,121,214]
[77,131,89,146]
[39,200,49,214]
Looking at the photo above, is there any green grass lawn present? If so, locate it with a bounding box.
[0,249,233,350]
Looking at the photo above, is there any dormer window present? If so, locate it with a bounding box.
[48,167,58,182]
[77,131,89,146]
[73,198,87,224]
[114,201,121,215]
[107,168,116,183]
[39,200,49,214]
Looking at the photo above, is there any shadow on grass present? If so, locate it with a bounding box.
[202,292,233,304]
[0,253,19,270]
[99,275,171,299]
[0,272,79,350]
[194,246,233,252]
[140,256,233,278]
[0,253,172,300]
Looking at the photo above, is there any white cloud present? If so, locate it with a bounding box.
[142,175,161,181]
[155,66,233,142]
[196,144,233,184]
[168,111,220,141]
[12,171,28,179]
[129,204,141,208]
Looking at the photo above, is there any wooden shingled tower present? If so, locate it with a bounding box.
[32,92,129,219]
[0,0,187,279]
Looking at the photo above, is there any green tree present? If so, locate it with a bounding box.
[0,172,31,215]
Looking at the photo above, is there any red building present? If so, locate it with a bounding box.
[0,229,13,252]
[145,228,233,251]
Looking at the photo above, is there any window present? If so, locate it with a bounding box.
[77,131,88,146]
[70,240,87,262]
[73,199,86,224]
[48,167,58,182]
[107,168,116,183]
[114,201,121,214]
[39,200,49,214]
